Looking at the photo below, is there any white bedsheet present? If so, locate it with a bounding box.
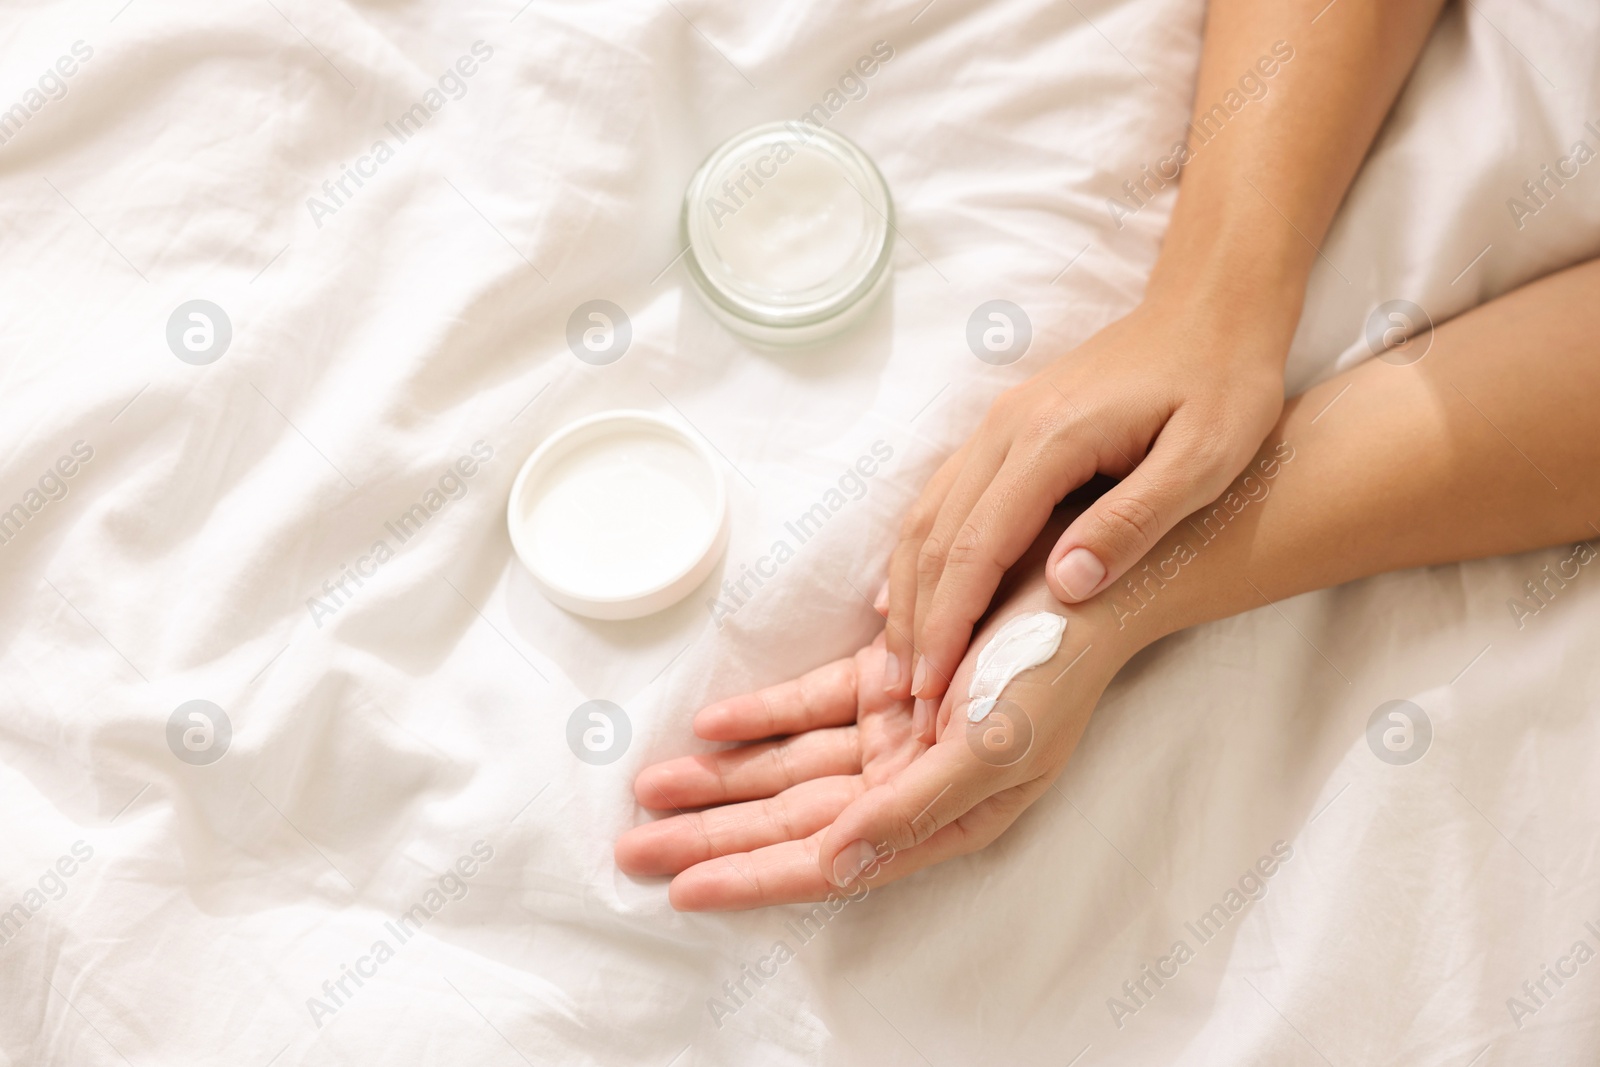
[3,0,1599,1064]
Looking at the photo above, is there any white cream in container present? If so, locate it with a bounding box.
[507,411,729,620]
[683,122,894,346]
[967,612,1067,722]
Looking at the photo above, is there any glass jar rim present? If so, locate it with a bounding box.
[682,122,894,331]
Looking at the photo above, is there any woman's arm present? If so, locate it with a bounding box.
[818,256,1600,891]
[1103,256,1600,653]
[621,257,1600,909]
[1150,0,1449,316]
[889,0,1450,710]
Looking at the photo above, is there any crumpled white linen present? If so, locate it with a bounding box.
[1,0,1597,1064]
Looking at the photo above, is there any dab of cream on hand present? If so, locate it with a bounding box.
[967,612,1067,722]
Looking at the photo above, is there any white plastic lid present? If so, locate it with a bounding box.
[507,411,730,620]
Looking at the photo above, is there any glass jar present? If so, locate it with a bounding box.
[682,122,894,346]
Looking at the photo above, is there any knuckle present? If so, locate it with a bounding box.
[892,808,931,850]
[768,740,798,789]
[1096,494,1163,552]
[954,812,1005,854]
[899,500,938,540]
[915,536,949,580]
[942,521,988,572]
[1017,404,1067,448]
[987,387,1024,422]
[1186,424,1237,473]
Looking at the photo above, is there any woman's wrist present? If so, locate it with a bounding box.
[1066,422,1302,662]
[1141,200,1311,361]
[989,506,1166,688]
[1071,582,1176,674]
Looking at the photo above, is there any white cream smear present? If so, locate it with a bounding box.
[523,432,717,599]
[966,612,1068,722]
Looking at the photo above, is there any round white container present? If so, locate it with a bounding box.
[683,122,894,346]
[507,411,729,620]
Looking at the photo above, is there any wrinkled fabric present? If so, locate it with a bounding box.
[1,0,1597,1064]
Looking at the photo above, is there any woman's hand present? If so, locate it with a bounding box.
[617,512,1140,910]
[884,0,1455,707]
[616,249,1600,912]
[886,293,1286,708]
[614,633,916,909]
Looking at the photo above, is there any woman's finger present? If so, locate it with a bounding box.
[816,736,1024,888]
[906,436,1015,702]
[693,655,862,742]
[633,726,861,810]
[911,419,1101,707]
[1046,403,1263,603]
[617,774,861,878]
[666,832,833,910]
[885,442,970,699]
[668,779,1048,910]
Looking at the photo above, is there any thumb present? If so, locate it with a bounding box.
[1047,414,1243,603]
[818,742,1006,888]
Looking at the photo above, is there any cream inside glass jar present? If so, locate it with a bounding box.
[683,122,894,346]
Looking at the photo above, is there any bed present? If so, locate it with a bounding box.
[3,0,1598,1063]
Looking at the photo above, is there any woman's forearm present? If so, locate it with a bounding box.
[890,0,1449,704]
[1148,0,1447,330]
[1097,257,1600,650]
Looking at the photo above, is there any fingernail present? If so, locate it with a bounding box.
[910,657,928,696]
[831,839,876,887]
[912,698,933,739]
[1055,547,1106,601]
[873,580,889,614]
[883,651,902,692]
